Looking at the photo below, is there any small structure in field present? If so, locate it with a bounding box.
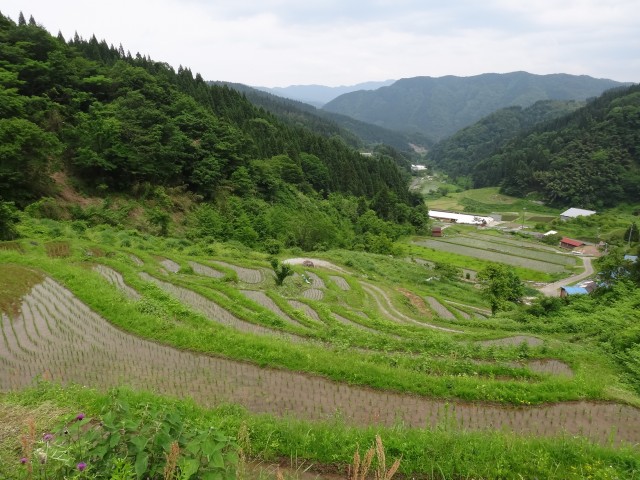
[559,237,585,249]
[560,208,596,221]
[431,226,443,237]
[302,259,315,268]
[428,210,494,226]
[560,280,597,297]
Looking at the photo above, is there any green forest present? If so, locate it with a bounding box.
[429,85,640,208]
[0,12,428,251]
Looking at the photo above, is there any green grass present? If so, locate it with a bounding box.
[2,383,639,480]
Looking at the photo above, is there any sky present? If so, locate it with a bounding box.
[4,0,640,87]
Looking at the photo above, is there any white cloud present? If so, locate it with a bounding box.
[4,0,639,86]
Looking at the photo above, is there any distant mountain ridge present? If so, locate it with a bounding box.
[216,81,421,152]
[256,80,395,107]
[322,72,629,141]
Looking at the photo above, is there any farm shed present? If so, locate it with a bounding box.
[428,210,494,226]
[431,226,443,237]
[560,208,596,221]
[559,237,585,249]
[560,286,589,297]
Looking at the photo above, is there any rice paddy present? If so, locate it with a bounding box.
[1,240,639,478]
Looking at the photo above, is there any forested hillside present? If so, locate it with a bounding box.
[428,100,584,178]
[323,72,626,140]
[0,12,428,250]
[473,85,640,208]
[216,81,420,153]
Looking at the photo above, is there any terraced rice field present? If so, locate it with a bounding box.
[443,235,576,266]
[94,264,141,300]
[362,283,462,333]
[413,239,568,273]
[1,275,639,446]
[211,261,263,283]
[425,296,456,320]
[302,288,324,300]
[139,272,305,342]
[189,261,224,278]
[129,254,144,266]
[240,290,309,329]
[478,335,544,348]
[159,258,180,273]
[329,275,350,291]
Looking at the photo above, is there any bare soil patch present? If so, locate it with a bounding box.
[397,288,432,318]
[44,241,70,258]
[283,258,348,273]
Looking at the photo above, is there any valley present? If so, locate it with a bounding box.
[1,10,639,479]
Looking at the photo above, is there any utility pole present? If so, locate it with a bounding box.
[629,223,635,248]
[521,207,526,230]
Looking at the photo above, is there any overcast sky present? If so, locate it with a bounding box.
[4,0,640,87]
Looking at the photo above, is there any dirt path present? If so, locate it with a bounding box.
[538,257,594,297]
[2,277,640,447]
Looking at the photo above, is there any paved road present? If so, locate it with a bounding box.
[538,257,594,296]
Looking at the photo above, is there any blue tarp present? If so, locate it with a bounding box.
[562,287,589,295]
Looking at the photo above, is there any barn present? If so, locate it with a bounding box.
[559,237,585,249]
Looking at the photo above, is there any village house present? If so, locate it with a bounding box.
[560,208,596,221]
[559,237,585,250]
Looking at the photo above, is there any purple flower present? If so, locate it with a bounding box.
[77,462,87,471]
[76,413,85,421]
[43,433,54,442]
[20,457,28,465]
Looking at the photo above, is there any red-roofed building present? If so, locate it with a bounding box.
[559,237,585,249]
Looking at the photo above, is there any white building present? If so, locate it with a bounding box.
[429,210,495,226]
[560,208,596,221]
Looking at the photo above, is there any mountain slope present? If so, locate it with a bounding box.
[428,100,584,178]
[323,72,627,140]
[257,80,395,107]
[473,85,640,208]
[215,81,421,152]
[0,13,428,251]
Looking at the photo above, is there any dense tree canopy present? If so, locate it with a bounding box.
[0,12,426,251]
[471,86,640,208]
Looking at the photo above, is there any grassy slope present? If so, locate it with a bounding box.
[1,222,639,478]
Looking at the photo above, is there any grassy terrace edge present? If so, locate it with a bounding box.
[0,249,631,406]
[2,383,639,479]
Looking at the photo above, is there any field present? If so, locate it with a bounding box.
[1,232,639,478]
[413,234,577,275]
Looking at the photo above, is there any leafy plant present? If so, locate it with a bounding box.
[15,392,238,479]
[270,258,294,286]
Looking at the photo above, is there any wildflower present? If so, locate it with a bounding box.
[43,433,53,442]
[77,462,87,471]
[20,457,28,465]
[76,413,85,421]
